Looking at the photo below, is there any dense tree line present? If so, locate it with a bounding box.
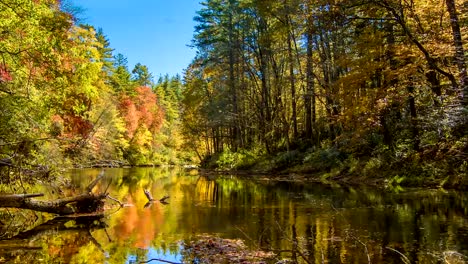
[183,0,467,185]
[0,0,186,182]
[1,0,466,186]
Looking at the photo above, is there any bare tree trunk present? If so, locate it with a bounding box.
[285,6,298,139]
[446,0,468,107]
[408,79,420,151]
[305,1,315,141]
[0,173,106,215]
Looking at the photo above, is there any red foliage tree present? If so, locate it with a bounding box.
[119,86,164,140]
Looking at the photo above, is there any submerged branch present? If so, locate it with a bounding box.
[139,259,182,264]
[106,195,124,207]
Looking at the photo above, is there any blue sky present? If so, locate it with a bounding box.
[73,0,201,78]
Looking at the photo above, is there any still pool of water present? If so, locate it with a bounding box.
[1,167,467,263]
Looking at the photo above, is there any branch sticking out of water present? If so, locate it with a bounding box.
[144,189,154,202]
[139,258,182,264]
[86,171,105,193]
[159,195,170,204]
[106,195,124,207]
[143,189,170,207]
[274,220,313,264]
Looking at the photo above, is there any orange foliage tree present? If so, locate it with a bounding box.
[119,86,164,164]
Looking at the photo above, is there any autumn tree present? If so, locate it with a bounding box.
[118,86,164,164]
[185,0,468,180]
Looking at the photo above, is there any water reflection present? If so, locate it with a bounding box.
[1,167,467,263]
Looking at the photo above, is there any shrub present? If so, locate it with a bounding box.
[303,147,346,171]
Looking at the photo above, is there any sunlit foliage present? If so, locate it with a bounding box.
[184,0,468,186]
[0,0,191,182]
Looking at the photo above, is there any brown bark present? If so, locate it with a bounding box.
[0,193,106,215]
[446,0,468,107]
[144,189,154,202]
[0,173,106,215]
[305,1,315,141]
[285,5,298,139]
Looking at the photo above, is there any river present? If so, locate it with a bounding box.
[1,167,467,263]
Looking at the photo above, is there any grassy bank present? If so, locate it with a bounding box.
[201,136,468,190]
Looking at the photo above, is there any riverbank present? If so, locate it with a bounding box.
[200,141,468,190]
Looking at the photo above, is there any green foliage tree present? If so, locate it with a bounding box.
[132,63,154,87]
[110,53,134,94]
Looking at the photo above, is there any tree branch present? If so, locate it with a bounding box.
[86,171,104,193]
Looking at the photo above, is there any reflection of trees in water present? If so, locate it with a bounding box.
[113,196,164,249]
[194,176,468,263]
[0,217,107,263]
[2,168,467,263]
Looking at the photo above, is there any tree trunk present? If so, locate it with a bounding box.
[305,2,315,141]
[0,173,106,215]
[0,193,106,215]
[408,80,420,151]
[286,12,298,139]
[228,4,240,151]
[446,0,468,107]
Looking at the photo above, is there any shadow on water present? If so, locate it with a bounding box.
[0,167,467,263]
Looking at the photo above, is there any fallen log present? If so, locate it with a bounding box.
[0,172,107,215]
[143,189,170,208]
[0,192,107,215]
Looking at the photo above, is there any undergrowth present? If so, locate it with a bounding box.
[202,135,468,189]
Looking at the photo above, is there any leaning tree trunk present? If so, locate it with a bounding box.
[0,173,107,215]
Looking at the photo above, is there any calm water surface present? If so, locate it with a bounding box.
[2,167,467,263]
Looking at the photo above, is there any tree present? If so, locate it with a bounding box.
[95,27,115,79]
[132,63,154,87]
[118,86,164,165]
[110,53,134,93]
[445,0,468,111]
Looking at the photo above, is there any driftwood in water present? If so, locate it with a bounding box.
[0,173,107,215]
[144,189,154,201]
[159,195,170,204]
[143,189,170,208]
[143,189,169,203]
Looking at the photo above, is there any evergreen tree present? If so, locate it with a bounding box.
[132,63,154,87]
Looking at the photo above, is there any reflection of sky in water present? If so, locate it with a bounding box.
[125,247,182,264]
[3,167,467,264]
[108,167,468,264]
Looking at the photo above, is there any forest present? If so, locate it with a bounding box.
[0,0,467,263]
[0,0,187,182]
[184,0,468,188]
[0,0,467,190]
